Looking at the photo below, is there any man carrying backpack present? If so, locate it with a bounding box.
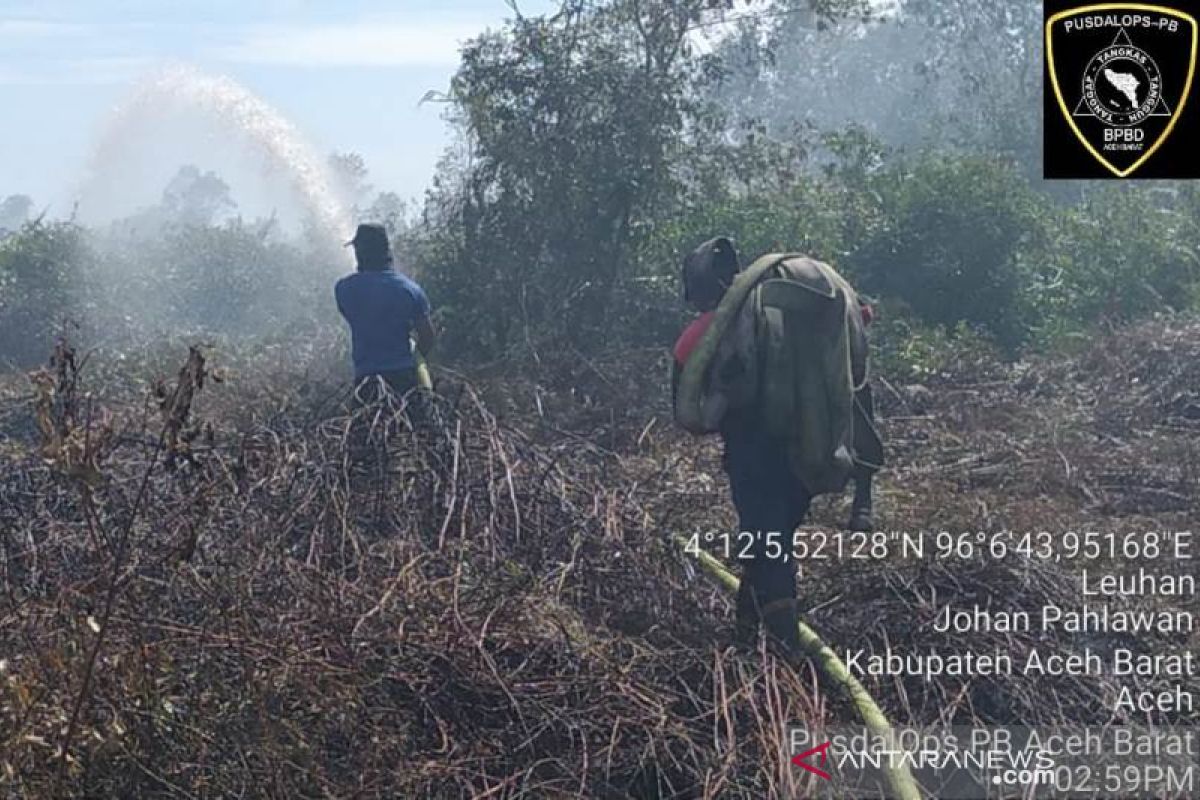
[672,237,882,653]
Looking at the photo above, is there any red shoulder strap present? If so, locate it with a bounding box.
[673,312,715,365]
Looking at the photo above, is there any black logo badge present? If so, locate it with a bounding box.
[1045,2,1199,178]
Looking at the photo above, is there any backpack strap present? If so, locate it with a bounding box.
[674,254,790,432]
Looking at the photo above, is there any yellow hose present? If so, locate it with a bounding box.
[675,535,923,800]
[413,341,433,390]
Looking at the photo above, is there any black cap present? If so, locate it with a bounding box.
[345,222,389,248]
[682,236,738,311]
[345,223,392,270]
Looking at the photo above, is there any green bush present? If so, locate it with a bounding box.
[1046,185,1200,325]
[0,220,88,367]
[87,220,339,347]
[870,307,1004,385]
[847,155,1048,352]
[635,128,884,298]
[0,215,342,370]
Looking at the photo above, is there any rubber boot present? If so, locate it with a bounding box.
[733,578,760,648]
[760,598,801,655]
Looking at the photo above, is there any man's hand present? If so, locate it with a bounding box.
[413,314,436,357]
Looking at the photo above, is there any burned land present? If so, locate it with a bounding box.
[1,317,1196,798]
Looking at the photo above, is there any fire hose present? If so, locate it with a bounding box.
[675,535,923,800]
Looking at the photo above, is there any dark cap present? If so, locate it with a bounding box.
[345,223,392,270]
[682,236,739,311]
[345,222,390,249]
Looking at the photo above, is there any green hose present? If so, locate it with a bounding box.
[413,341,433,390]
[675,535,924,800]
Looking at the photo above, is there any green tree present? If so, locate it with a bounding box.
[712,0,1043,173]
[847,155,1048,351]
[363,191,409,235]
[161,166,236,227]
[416,1,861,358]
[1049,185,1200,324]
[436,2,698,353]
[329,152,373,211]
[0,194,33,233]
[0,220,88,366]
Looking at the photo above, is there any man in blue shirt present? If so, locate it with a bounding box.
[335,223,436,402]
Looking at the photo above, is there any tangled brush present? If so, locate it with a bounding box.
[4,315,1199,797]
[1,343,825,799]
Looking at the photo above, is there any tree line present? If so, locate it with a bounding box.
[2,0,1198,374]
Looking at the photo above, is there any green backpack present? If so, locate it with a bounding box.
[675,253,883,495]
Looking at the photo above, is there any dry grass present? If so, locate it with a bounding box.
[2,316,1199,797]
[1,343,822,799]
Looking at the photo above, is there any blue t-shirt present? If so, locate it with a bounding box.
[334,269,431,378]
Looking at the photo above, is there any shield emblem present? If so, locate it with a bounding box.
[1046,4,1197,177]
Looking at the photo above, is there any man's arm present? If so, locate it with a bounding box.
[405,279,436,357]
[413,313,436,357]
[333,278,347,317]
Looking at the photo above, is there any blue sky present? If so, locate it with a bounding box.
[0,0,557,215]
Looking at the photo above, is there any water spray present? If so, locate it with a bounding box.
[77,63,353,263]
